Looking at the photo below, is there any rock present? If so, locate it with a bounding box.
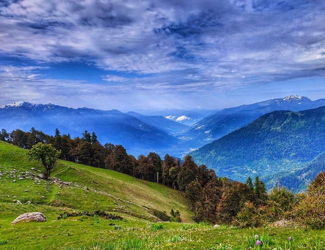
[214,224,221,228]
[12,212,46,224]
[270,219,295,228]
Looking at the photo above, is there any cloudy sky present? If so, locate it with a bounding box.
[1,0,325,111]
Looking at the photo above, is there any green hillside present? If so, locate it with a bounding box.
[0,141,194,249]
[191,106,325,185]
[1,142,325,249]
[0,141,192,222]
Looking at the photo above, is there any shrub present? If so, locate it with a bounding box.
[151,224,164,231]
[291,171,325,229]
[152,209,171,221]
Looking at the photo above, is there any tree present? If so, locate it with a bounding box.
[185,179,202,210]
[177,155,198,191]
[254,176,267,204]
[82,130,91,142]
[0,129,9,141]
[105,145,133,175]
[28,143,61,179]
[9,129,29,148]
[71,141,92,165]
[292,171,325,229]
[91,132,98,144]
[147,152,162,183]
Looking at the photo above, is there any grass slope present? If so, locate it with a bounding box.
[1,141,325,249]
[0,141,192,221]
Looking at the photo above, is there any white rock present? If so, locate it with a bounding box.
[12,212,46,224]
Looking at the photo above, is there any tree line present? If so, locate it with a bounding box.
[1,127,324,228]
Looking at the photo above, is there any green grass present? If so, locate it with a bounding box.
[1,141,325,249]
[0,141,192,222]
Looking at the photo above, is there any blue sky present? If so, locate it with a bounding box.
[0,0,325,111]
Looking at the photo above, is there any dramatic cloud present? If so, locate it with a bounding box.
[0,0,325,109]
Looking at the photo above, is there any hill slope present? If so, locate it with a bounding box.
[0,141,192,222]
[1,142,325,249]
[191,106,325,186]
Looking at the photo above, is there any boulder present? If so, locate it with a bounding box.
[270,219,295,228]
[12,212,46,225]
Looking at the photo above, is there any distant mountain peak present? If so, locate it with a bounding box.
[0,101,59,110]
[0,101,26,108]
[283,95,310,102]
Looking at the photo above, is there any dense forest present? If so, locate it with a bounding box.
[1,127,324,228]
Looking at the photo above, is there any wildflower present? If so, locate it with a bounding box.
[288,236,292,242]
[255,235,259,239]
[256,240,262,246]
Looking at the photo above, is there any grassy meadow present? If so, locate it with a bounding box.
[1,141,325,249]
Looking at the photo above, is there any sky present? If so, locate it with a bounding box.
[1,0,325,111]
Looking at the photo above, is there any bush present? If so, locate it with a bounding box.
[151,224,164,231]
[291,171,325,229]
[236,201,265,228]
[152,209,171,221]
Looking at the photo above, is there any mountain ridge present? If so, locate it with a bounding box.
[184,95,325,149]
[190,105,325,190]
[0,102,177,156]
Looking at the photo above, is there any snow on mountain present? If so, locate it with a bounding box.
[165,115,177,120]
[176,115,191,122]
[283,95,306,102]
[0,101,25,108]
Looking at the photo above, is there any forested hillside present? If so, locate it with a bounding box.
[191,106,325,186]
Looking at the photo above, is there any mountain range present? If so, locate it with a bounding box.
[0,102,181,156]
[184,95,325,149]
[2,95,325,191]
[190,106,325,191]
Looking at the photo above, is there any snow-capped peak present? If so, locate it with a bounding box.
[0,101,57,110]
[0,101,26,108]
[283,95,308,102]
